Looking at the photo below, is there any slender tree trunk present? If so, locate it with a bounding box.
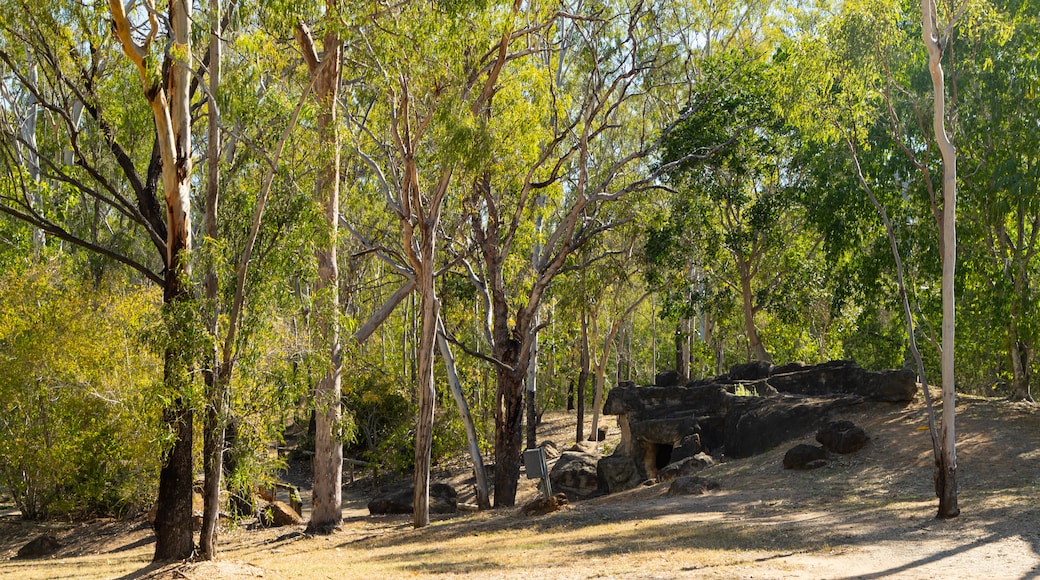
[436,317,491,509]
[525,319,539,450]
[413,258,439,527]
[297,15,344,533]
[199,0,224,558]
[740,267,771,362]
[923,0,959,519]
[576,307,590,443]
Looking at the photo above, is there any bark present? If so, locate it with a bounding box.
[576,308,590,443]
[297,14,344,534]
[923,0,959,519]
[675,321,690,380]
[739,264,771,362]
[412,264,439,527]
[199,0,223,559]
[1009,339,1033,402]
[109,0,197,560]
[525,320,539,450]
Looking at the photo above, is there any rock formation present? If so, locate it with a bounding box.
[599,360,913,492]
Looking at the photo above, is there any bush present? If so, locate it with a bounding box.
[0,263,163,518]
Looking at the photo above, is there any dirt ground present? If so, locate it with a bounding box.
[2,390,1039,579]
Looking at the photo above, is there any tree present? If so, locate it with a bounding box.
[654,54,813,364]
[345,0,518,526]
[295,2,344,533]
[921,0,961,519]
[108,0,198,559]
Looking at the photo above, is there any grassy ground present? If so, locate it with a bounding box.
[2,393,1039,579]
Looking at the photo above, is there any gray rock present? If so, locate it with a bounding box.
[550,451,603,500]
[597,455,642,494]
[817,420,869,454]
[783,444,828,470]
[368,483,458,515]
[16,535,61,559]
[657,452,715,482]
[259,500,302,527]
[667,475,720,496]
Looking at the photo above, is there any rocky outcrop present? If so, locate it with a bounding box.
[598,360,911,492]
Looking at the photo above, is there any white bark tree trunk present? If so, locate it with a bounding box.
[922,0,960,518]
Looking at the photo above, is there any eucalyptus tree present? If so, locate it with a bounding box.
[457,0,709,506]
[0,0,198,558]
[345,0,521,526]
[293,0,347,534]
[653,54,814,364]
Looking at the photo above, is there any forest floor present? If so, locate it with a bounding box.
[1,388,1039,579]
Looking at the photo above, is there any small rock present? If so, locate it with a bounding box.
[368,483,459,515]
[783,443,828,470]
[817,420,869,454]
[658,452,716,482]
[568,441,598,454]
[17,535,61,559]
[539,440,561,461]
[521,493,569,516]
[667,476,720,496]
[259,500,302,527]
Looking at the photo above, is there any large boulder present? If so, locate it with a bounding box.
[728,360,775,381]
[597,455,642,494]
[368,483,458,515]
[783,444,827,470]
[817,420,869,454]
[550,451,603,501]
[766,360,916,402]
[670,433,703,463]
[655,370,683,387]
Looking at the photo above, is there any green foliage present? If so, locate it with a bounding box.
[0,262,163,519]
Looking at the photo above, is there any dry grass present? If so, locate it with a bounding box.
[2,394,1040,579]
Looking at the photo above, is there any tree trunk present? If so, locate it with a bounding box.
[923,0,959,519]
[525,326,538,450]
[740,267,771,362]
[412,273,438,527]
[493,360,524,507]
[1009,332,1033,401]
[675,321,690,379]
[109,0,197,560]
[576,307,590,443]
[199,0,224,558]
[436,316,491,509]
[298,16,344,533]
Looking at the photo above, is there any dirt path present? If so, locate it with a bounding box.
[2,395,1039,579]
